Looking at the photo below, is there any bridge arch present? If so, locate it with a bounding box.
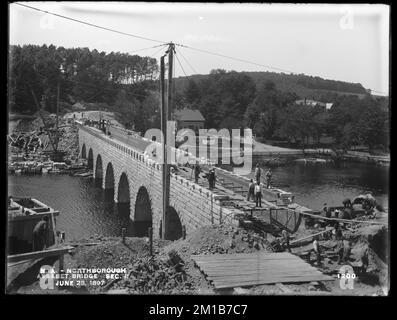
[95,154,103,180]
[104,162,115,190]
[117,172,130,204]
[103,162,115,202]
[131,186,153,237]
[165,206,183,241]
[81,144,87,159]
[87,148,94,169]
[134,186,153,223]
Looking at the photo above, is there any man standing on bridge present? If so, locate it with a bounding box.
[209,169,216,189]
[193,161,201,184]
[247,179,255,201]
[254,163,261,183]
[254,181,262,207]
[265,168,272,189]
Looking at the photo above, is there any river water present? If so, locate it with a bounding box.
[8,162,388,241]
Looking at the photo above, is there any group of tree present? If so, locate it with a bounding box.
[9,44,158,118]
[9,44,389,151]
[181,70,389,151]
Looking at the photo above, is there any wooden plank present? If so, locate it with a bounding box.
[212,275,333,289]
[192,252,295,260]
[193,257,302,264]
[195,264,323,275]
[212,273,333,285]
[194,256,306,262]
[299,211,388,226]
[290,228,333,245]
[276,283,292,293]
[7,246,74,263]
[199,265,320,274]
[195,262,312,271]
[207,271,326,279]
[192,251,332,290]
[195,260,311,267]
[206,273,325,280]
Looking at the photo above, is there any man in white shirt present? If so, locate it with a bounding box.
[254,181,262,207]
[313,236,321,265]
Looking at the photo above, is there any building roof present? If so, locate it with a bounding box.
[295,99,327,107]
[174,109,205,122]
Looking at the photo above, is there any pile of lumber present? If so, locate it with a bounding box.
[192,252,333,289]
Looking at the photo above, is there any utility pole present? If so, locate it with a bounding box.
[161,42,175,239]
[55,81,60,155]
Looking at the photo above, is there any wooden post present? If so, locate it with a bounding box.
[182,225,186,240]
[60,231,65,243]
[161,43,175,239]
[121,228,126,243]
[50,212,58,245]
[149,227,153,256]
[160,55,167,239]
[55,81,60,153]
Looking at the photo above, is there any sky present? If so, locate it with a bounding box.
[9,2,390,95]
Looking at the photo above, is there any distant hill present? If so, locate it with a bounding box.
[174,71,370,102]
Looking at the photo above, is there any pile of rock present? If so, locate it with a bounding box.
[113,255,194,294]
[165,224,273,258]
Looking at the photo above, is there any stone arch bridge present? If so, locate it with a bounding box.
[79,125,238,240]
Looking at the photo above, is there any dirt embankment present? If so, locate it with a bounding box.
[9,225,274,294]
[68,225,273,294]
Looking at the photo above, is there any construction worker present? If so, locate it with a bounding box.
[247,179,255,201]
[205,169,216,190]
[281,229,291,252]
[337,238,344,263]
[209,169,216,189]
[334,222,343,241]
[342,239,352,263]
[254,181,262,207]
[312,236,321,265]
[323,203,329,217]
[337,237,351,264]
[265,168,272,189]
[343,198,352,208]
[32,216,49,251]
[254,163,261,183]
[360,240,371,273]
[341,207,353,220]
[193,162,201,184]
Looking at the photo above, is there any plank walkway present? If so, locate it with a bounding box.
[192,252,333,289]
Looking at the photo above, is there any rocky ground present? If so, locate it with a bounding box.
[6,219,389,295]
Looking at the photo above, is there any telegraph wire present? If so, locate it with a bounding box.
[14,3,387,96]
[14,2,167,44]
[176,43,294,74]
[176,47,198,75]
[174,50,190,80]
[128,44,167,54]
